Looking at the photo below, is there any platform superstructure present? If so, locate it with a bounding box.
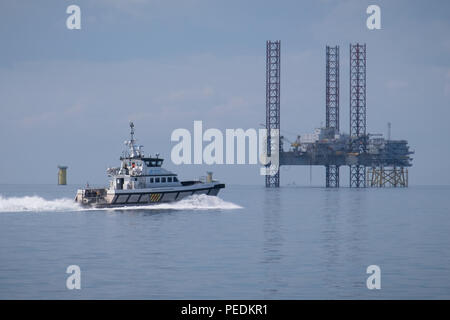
[264,41,414,187]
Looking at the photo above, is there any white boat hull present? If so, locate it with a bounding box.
[75,182,225,208]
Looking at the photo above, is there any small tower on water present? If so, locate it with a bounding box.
[58,166,68,185]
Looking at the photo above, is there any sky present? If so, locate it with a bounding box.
[0,0,449,186]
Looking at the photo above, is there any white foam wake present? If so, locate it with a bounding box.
[0,194,242,213]
[0,195,81,213]
[102,194,243,211]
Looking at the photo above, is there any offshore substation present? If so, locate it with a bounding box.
[264,41,414,188]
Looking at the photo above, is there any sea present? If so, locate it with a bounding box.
[0,184,449,299]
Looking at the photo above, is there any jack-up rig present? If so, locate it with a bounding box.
[264,41,414,188]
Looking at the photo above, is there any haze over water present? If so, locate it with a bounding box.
[0,184,449,299]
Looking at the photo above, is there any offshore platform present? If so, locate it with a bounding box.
[264,41,414,188]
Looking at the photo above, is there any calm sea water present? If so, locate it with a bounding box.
[0,184,449,299]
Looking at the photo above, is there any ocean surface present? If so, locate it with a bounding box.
[0,184,449,299]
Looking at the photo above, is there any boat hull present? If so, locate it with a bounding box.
[76,183,225,208]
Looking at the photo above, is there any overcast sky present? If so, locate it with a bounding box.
[0,0,449,186]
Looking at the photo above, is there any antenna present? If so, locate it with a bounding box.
[387,122,391,140]
[125,121,141,158]
[130,121,135,142]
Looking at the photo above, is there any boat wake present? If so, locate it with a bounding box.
[0,194,242,213]
[0,195,80,213]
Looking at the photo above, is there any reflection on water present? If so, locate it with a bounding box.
[322,189,342,292]
[346,189,367,288]
[321,188,368,295]
[261,188,285,297]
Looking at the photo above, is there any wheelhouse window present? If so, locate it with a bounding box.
[150,178,154,183]
[168,177,172,183]
[144,159,164,167]
[161,177,166,183]
[174,177,179,182]
[155,178,160,183]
